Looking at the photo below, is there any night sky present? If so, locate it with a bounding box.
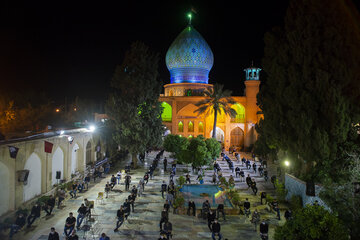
[0,1,291,103]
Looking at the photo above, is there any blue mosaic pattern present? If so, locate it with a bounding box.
[166,25,214,84]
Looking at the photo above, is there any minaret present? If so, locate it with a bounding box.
[244,63,261,147]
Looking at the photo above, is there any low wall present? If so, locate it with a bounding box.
[285,173,329,210]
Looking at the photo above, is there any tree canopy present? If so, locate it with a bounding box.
[106,41,164,167]
[258,0,360,181]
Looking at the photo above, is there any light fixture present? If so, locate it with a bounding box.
[284,160,290,167]
[89,125,96,132]
[60,130,65,135]
[67,136,74,144]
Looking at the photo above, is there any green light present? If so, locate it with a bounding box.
[187,13,192,24]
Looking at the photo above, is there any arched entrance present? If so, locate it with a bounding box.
[71,143,80,174]
[52,147,64,185]
[86,141,92,165]
[210,127,225,142]
[23,153,42,202]
[0,162,10,215]
[230,127,244,150]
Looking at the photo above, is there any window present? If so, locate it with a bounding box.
[188,121,194,132]
[178,121,184,132]
[231,103,245,123]
[161,102,172,122]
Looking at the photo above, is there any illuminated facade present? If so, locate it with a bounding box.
[159,22,261,150]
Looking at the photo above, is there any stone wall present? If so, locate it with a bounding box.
[285,173,329,210]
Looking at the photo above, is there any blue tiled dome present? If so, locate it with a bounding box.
[166,25,214,84]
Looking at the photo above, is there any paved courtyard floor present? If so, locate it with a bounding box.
[14,151,286,240]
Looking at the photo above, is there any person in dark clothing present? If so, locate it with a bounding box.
[123,199,131,219]
[163,219,173,239]
[67,230,79,240]
[164,200,170,213]
[235,167,241,178]
[131,185,138,196]
[48,227,60,240]
[100,233,110,240]
[9,213,26,239]
[44,195,56,216]
[114,206,125,232]
[64,212,76,237]
[110,175,117,189]
[70,183,78,198]
[128,193,136,212]
[251,180,258,195]
[217,204,226,220]
[260,220,269,238]
[105,182,111,198]
[244,198,251,218]
[185,174,191,184]
[260,192,267,205]
[76,204,87,229]
[252,162,257,173]
[246,174,252,189]
[143,173,149,185]
[161,181,167,199]
[207,210,216,231]
[163,157,168,172]
[284,209,292,221]
[125,174,131,191]
[187,201,196,216]
[159,208,169,231]
[27,203,41,227]
[211,219,222,240]
[202,200,211,219]
[271,200,281,220]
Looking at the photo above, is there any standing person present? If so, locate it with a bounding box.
[166,192,174,209]
[131,185,138,196]
[139,177,145,191]
[161,181,167,199]
[235,152,241,163]
[235,167,241,178]
[110,175,117,189]
[239,169,245,182]
[128,193,136,213]
[70,182,78,199]
[123,199,131,220]
[99,165,105,178]
[48,227,60,240]
[84,174,91,189]
[125,174,131,191]
[251,179,258,195]
[27,203,41,227]
[187,200,196,216]
[137,180,143,197]
[163,157,167,172]
[64,212,76,238]
[246,174,252,189]
[207,210,216,231]
[144,172,149,185]
[217,204,226,221]
[100,233,110,240]
[57,188,66,208]
[246,159,251,170]
[159,208,169,231]
[284,209,292,221]
[114,206,125,232]
[252,162,257,173]
[105,182,111,198]
[260,220,269,239]
[9,213,25,239]
[202,200,211,219]
[271,199,281,220]
[185,174,191,184]
[212,173,217,184]
[251,209,261,231]
[211,219,223,240]
[260,192,267,205]
[244,198,251,218]
[76,204,87,230]
[116,170,122,184]
[163,219,173,239]
[44,195,56,216]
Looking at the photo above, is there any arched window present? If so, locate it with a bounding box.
[188,121,194,132]
[188,135,193,138]
[198,121,204,133]
[178,121,184,132]
[161,102,172,122]
[231,103,245,123]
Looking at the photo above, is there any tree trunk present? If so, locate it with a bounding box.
[132,153,138,169]
[212,110,218,138]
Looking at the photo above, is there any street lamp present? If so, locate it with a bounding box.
[284,160,290,167]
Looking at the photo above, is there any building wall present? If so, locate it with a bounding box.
[0,129,105,217]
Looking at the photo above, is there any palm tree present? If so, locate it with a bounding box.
[194,84,237,139]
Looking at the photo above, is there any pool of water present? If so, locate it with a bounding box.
[180,184,233,208]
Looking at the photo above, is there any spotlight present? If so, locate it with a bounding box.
[68,136,74,144]
[60,130,65,135]
[89,125,96,132]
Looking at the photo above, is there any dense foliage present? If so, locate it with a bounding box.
[274,205,349,240]
[163,134,221,167]
[106,42,164,167]
[258,0,360,181]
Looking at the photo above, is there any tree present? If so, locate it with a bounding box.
[258,0,360,181]
[320,153,360,239]
[106,42,164,167]
[194,84,237,138]
[274,205,349,240]
[205,137,222,160]
[163,134,189,158]
[177,136,210,167]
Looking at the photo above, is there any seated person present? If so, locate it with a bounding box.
[9,213,26,239]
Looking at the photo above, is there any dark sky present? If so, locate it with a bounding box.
[0,0,290,103]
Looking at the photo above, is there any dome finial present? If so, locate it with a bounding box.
[187,12,192,25]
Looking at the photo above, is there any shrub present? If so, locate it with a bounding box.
[37,195,50,205]
[274,179,288,202]
[289,195,303,211]
[176,176,186,187]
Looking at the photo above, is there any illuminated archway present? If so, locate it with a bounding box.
[198,121,204,133]
[231,103,245,123]
[178,121,184,132]
[188,121,194,132]
[230,127,244,150]
[210,127,225,142]
[161,102,172,122]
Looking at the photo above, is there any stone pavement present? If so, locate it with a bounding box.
[14,151,286,240]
